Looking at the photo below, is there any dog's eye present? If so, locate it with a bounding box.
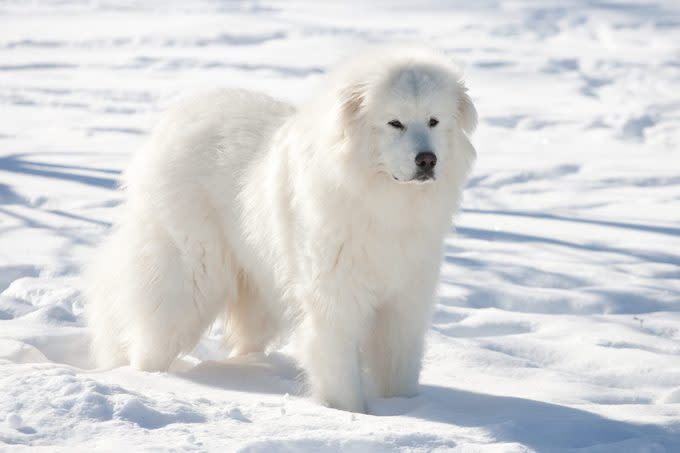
[388,120,405,130]
[428,117,439,128]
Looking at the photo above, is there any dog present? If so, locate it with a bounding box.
[85,45,477,413]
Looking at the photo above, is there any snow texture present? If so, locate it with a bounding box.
[1,0,680,451]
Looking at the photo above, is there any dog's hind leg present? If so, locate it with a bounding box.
[130,229,234,370]
[87,190,236,371]
[130,186,239,370]
[224,275,280,357]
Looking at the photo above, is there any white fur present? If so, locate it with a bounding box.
[85,45,477,412]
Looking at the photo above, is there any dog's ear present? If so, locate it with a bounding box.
[339,82,368,127]
[456,88,478,135]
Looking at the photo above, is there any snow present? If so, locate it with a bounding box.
[1,0,680,451]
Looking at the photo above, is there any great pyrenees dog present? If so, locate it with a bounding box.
[86,45,477,413]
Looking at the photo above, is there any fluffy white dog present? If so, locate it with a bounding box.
[86,45,477,412]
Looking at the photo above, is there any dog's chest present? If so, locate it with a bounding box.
[330,223,443,298]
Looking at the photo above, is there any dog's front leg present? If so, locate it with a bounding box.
[299,305,370,413]
[366,301,432,399]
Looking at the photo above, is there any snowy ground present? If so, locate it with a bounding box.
[2,0,680,451]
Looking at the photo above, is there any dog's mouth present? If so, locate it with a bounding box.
[414,170,436,182]
[392,173,436,184]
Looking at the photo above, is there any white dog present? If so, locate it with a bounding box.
[86,45,477,412]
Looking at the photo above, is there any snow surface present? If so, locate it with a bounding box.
[2,0,680,451]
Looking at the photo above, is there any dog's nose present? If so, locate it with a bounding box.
[415,151,437,170]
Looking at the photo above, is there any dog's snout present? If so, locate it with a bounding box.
[415,151,437,170]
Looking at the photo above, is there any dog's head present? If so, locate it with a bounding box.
[335,48,477,185]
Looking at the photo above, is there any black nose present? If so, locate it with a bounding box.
[415,151,437,170]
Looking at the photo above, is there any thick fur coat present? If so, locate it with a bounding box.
[86,45,478,412]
